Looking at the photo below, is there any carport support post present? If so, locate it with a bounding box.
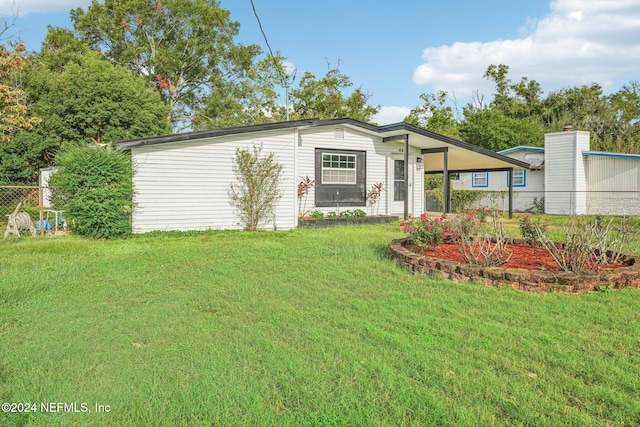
[508,168,513,219]
[403,134,409,220]
[443,148,450,215]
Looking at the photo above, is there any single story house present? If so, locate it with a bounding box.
[456,128,640,215]
[116,118,528,233]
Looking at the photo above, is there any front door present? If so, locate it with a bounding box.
[391,157,410,215]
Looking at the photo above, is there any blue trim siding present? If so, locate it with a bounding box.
[507,170,527,187]
[498,146,545,155]
[582,151,640,159]
[472,172,489,188]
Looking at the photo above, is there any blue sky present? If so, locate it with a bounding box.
[2,0,639,124]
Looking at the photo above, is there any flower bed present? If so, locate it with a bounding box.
[298,215,397,228]
[386,237,640,293]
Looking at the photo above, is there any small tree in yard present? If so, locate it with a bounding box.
[229,145,284,231]
[366,182,383,215]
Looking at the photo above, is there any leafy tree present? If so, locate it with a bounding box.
[288,67,379,123]
[483,64,543,118]
[460,108,544,151]
[409,64,640,153]
[71,0,261,130]
[0,32,169,184]
[608,81,640,152]
[0,42,41,142]
[405,91,462,139]
[192,54,283,129]
[38,27,91,73]
[49,145,132,239]
[34,52,170,145]
[540,84,607,132]
[538,82,640,152]
[229,145,283,231]
[0,131,53,184]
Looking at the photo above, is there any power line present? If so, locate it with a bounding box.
[249,0,295,120]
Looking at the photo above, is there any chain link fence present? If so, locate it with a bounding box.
[472,190,640,216]
[0,186,65,237]
[426,190,640,216]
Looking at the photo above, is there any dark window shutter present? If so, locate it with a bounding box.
[314,148,366,207]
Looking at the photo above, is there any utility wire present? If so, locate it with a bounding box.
[249,0,295,119]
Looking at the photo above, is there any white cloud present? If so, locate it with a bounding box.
[413,0,640,97]
[0,0,90,16]
[373,106,411,125]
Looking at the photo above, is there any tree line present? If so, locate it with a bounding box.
[0,0,379,185]
[406,64,640,153]
[1,1,639,185]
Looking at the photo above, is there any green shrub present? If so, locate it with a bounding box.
[518,214,546,242]
[400,213,455,250]
[425,188,484,212]
[49,145,132,239]
[310,210,324,218]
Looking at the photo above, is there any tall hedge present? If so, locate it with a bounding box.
[50,145,132,238]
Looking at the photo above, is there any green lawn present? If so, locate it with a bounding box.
[1,224,639,426]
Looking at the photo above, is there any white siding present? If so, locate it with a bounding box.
[413,148,425,215]
[544,131,589,215]
[131,130,297,233]
[130,125,422,233]
[456,150,543,212]
[295,127,420,217]
[39,167,58,208]
[586,156,640,214]
[574,132,590,214]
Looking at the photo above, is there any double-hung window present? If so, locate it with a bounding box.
[472,172,488,188]
[322,153,356,184]
[314,149,366,207]
[509,169,526,187]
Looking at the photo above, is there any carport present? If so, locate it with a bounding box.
[378,122,530,219]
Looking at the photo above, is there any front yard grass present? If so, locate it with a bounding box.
[1,224,639,426]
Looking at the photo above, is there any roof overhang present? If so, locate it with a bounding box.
[498,146,545,155]
[116,118,529,172]
[377,122,529,172]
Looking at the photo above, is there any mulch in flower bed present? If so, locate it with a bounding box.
[422,242,624,272]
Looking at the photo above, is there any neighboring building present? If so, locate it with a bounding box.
[116,118,528,233]
[456,146,545,213]
[458,129,640,215]
[39,167,58,208]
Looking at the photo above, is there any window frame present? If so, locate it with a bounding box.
[393,159,405,202]
[321,152,357,185]
[314,148,366,207]
[507,169,526,187]
[472,172,489,188]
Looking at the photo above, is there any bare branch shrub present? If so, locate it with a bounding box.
[454,212,512,267]
[534,216,640,272]
[535,220,591,272]
[229,145,284,231]
[590,217,639,265]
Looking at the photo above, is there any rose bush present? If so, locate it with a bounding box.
[400,213,457,251]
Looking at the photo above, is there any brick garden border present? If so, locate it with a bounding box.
[386,238,640,293]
